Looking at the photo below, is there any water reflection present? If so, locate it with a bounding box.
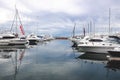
[0,45,28,49]
[75,47,120,68]
[0,47,26,80]
[74,51,120,79]
[75,46,120,72]
[12,49,25,80]
[0,49,15,59]
[77,52,108,61]
[0,40,120,80]
[106,60,120,71]
[28,41,51,48]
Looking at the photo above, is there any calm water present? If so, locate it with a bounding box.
[0,40,120,80]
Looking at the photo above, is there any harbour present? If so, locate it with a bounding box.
[0,0,120,80]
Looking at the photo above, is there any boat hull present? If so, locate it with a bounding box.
[28,40,39,45]
[78,46,114,53]
[0,38,28,47]
[8,38,29,46]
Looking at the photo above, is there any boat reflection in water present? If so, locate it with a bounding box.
[0,47,26,80]
[27,40,50,49]
[105,47,120,71]
[77,52,108,61]
[106,60,120,71]
[12,49,25,80]
[75,52,108,66]
[0,49,15,59]
[76,51,120,72]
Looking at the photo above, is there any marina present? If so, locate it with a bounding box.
[0,0,120,80]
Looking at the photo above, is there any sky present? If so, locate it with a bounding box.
[0,0,120,36]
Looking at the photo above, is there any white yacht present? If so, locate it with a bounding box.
[27,33,40,44]
[69,36,83,47]
[38,34,54,41]
[77,36,119,53]
[0,7,29,47]
[0,32,28,46]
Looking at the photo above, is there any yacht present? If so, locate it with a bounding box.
[0,7,29,47]
[38,34,54,41]
[27,33,40,44]
[0,32,28,46]
[69,23,86,47]
[69,36,83,47]
[8,38,28,46]
[77,36,119,53]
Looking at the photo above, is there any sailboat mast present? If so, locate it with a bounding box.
[109,8,111,35]
[72,23,76,38]
[88,23,89,36]
[90,21,92,36]
[83,26,85,37]
[10,14,16,32]
[88,20,92,37]
[93,21,95,36]
[15,7,18,34]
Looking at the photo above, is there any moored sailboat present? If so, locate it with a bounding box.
[0,7,29,47]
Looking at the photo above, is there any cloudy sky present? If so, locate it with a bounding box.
[0,0,120,36]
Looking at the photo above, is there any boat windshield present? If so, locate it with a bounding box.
[89,39,103,42]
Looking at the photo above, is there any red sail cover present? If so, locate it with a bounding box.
[20,25,25,35]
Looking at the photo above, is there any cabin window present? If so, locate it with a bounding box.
[89,39,103,42]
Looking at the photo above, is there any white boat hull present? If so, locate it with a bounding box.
[0,40,10,46]
[0,38,28,47]
[9,39,28,45]
[78,45,115,53]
